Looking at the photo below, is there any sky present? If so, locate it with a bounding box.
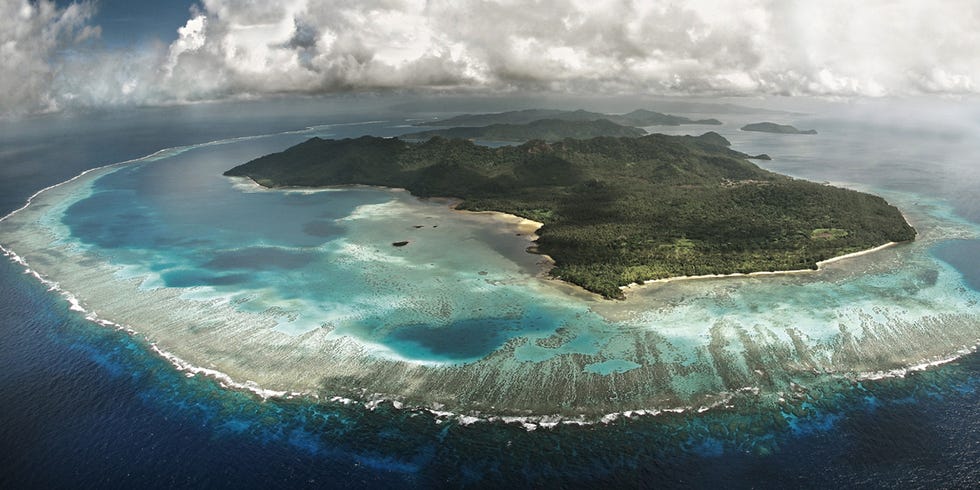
[80,0,195,47]
[2,0,979,117]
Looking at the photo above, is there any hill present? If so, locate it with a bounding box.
[401,118,646,142]
[418,108,722,127]
[741,122,818,134]
[225,133,914,298]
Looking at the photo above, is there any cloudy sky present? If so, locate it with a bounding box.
[2,0,979,116]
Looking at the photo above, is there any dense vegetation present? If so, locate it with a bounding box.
[402,118,647,142]
[741,122,818,134]
[225,133,915,298]
[420,108,722,127]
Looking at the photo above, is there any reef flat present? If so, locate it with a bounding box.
[0,129,976,421]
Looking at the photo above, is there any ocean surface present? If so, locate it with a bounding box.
[0,97,978,488]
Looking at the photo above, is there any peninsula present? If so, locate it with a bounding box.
[741,122,818,134]
[419,108,722,127]
[402,118,646,142]
[225,133,914,298]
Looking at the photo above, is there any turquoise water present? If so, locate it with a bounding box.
[2,113,978,418]
[1,104,979,421]
[1,98,979,486]
[933,239,980,292]
[584,359,642,374]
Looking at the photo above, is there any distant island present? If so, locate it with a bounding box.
[226,129,914,299]
[419,108,722,127]
[402,118,646,142]
[741,122,818,134]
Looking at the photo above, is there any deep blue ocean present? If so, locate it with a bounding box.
[1,97,978,488]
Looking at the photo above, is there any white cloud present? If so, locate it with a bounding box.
[2,0,980,115]
[0,0,99,114]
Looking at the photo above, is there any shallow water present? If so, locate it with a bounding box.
[1,97,979,486]
[2,104,978,418]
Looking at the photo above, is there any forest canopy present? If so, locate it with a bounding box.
[225,132,915,298]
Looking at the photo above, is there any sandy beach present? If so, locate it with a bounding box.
[620,241,901,294]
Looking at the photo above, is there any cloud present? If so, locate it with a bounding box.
[2,0,980,115]
[0,0,99,114]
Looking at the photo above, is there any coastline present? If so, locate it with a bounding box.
[234,176,546,240]
[620,241,902,295]
[237,176,914,301]
[4,139,976,424]
[444,203,551,256]
[235,174,559,270]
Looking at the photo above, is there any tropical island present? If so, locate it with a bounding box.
[419,108,722,127]
[225,131,914,298]
[741,122,818,134]
[402,118,647,142]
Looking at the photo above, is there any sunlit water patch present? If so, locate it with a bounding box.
[1,123,978,420]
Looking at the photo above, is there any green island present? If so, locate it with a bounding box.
[741,122,818,134]
[225,132,915,299]
[419,108,722,127]
[403,118,646,142]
